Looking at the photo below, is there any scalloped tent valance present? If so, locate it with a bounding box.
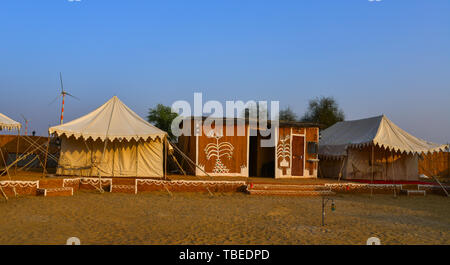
[48,96,167,142]
[0,113,21,131]
[319,115,448,158]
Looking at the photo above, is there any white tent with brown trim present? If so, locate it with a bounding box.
[0,113,21,132]
[319,115,448,181]
[49,96,168,178]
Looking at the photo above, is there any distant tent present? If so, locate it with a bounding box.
[319,115,448,181]
[49,96,168,178]
[0,113,21,132]
[0,113,21,172]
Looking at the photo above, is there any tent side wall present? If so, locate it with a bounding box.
[320,145,420,181]
[344,146,419,181]
[56,136,163,178]
[419,151,450,178]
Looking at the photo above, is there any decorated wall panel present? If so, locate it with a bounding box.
[196,124,248,176]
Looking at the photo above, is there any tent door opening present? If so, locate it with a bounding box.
[249,129,275,178]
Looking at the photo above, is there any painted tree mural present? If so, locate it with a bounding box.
[204,132,234,173]
[277,135,291,169]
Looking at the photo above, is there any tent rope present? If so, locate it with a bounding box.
[169,141,214,197]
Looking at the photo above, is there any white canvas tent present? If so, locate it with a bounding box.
[319,115,448,181]
[0,113,21,131]
[49,96,168,178]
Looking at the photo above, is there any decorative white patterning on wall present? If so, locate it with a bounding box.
[277,135,291,169]
[204,131,234,173]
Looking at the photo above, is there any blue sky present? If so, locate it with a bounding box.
[0,0,449,143]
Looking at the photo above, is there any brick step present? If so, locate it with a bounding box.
[247,189,335,197]
[110,185,136,194]
[248,183,329,191]
[400,189,426,196]
[37,187,73,197]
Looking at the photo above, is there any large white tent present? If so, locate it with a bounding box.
[49,96,168,178]
[319,115,448,181]
[0,113,21,131]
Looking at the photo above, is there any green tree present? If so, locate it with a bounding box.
[147,104,179,140]
[301,96,345,129]
[278,107,298,122]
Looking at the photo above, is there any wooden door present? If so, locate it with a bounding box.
[291,135,304,176]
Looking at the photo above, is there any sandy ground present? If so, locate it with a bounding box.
[0,191,449,245]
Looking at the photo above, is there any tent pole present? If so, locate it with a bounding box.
[0,147,17,197]
[42,133,51,178]
[1,144,42,175]
[171,152,186,176]
[391,152,396,197]
[164,136,167,180]
[96,99,117,193]
[135,140,138,179]
[337,156,346,182]
[371,144,374,197]
[97,139,108,193]
[169,140,213,178]
[447,142,449,178]
[14,129,20,175]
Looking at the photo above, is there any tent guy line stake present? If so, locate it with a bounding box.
[419,165,449,197]
[0,186,8,202]
[162,183,173,198]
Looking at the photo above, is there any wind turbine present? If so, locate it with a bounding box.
[49,72,79,124]
[20,114,30,135]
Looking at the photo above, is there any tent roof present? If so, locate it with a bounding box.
[49,96,167,141]
[319,115,448,157]
[0,113,21,131]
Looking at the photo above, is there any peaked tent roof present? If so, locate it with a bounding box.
[0,113,21,131]
[49,96,166,141]
[319,115,448,157]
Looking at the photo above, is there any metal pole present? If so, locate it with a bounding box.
[60,93,65,124]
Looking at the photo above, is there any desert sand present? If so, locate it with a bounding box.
[0,191,449,245]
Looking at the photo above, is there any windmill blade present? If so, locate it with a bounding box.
[48,94,62,106]
[65,92,80,101]
[59,72,64,92]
